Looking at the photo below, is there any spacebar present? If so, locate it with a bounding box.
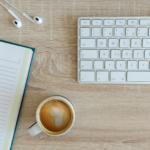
[127,72,150,82]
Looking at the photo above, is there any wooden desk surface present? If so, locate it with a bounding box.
[1,0,150,149]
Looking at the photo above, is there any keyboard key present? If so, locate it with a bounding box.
[139,61,148,70]
[109,39,118,48]
[131,39,141,48]
[80,20,90,26]
[114,28,124,37]
[116,20,126,25]
[80,50,97,59]
[120,39,130,48]
[127,72,150,82]
[128,61,137,70]
[111,71,125,82]
[80,39,95,48]
[116,61,126,70]
[105,61,115,69]
[137,28,147,37]
[92,20,102,25]
[128,19,138,25]
[133,50,143,59]
[94,61,104,69]
[80,61,93,69]
[145,50,150,58]
[100,50,109,58]
[103,28,113,37]
[126,28,136,37]
[97,39,107,48]
[122,50,132,58]
[80,71,95,81]
[97,71,109,81]
[80,28,90,37]
[149,28,150,36]
[111,50,121,58]
[143,39,150,48]
[140,19,150,25]
[92,28,101,37]
[104,20,114,25]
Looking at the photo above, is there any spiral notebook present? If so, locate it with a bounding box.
[0,40,35,150]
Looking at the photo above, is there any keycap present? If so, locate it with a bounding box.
[116,61,126,70]
[92,28,101,37]
[145,50,150,58]
[111,72,125,82]
[80,71,95,81]
[80,28,90,37]
[94,61,104,69]
[103,28,113,36]
[128,19,138,25]
[116,20,126,25]
[97,71,109,81]
[131,39,141,48]
[122,50,132,58]
[126,28,136,37]
[104,20,114,25]
[137,28,147,37]
[143,39,150,48]
[128,61,137,70]
[80,39,95,47]
[80,61,93,69]
[105,61,115,69]
[97,39,107,48]
[92,20,102,25]
[114,28,124,37]
[109,39,118,48]
[140,19,150,25]
[139,61,148,70]
[80,20,90,26]
[133,50,143,59]
[80,50,97,59]
[120,39,130,48]
[111,50,120,58]
[100,50,109,58]
[127,72,150,82]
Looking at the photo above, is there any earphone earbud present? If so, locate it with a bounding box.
[0,2,22,28]
[34,16,43,24]
[22,13,43,24]
[5,0,43,25]
[8,10,22,28]
[13,19,22,28]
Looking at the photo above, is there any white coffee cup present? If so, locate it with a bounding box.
[28,96,75,136]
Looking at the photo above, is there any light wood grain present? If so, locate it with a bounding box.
[1,0,150,149]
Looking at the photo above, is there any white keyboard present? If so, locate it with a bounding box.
[77,17,150,84]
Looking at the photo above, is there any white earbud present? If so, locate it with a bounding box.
[22,13,43,24]
[0,2,22,28]
[5,0,43,24]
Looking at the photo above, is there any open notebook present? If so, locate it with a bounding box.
[0,40,35,150]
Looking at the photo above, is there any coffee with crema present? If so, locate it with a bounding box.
[40,99,71,132]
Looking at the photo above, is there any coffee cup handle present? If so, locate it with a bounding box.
[28,122,42,136]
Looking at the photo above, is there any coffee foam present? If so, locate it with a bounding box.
[40,100,71,132]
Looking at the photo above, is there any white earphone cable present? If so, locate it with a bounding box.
[3,0,42,25]
[4,0,23,14]
[0,2,9,10]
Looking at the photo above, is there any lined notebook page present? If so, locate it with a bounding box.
[0,42,33,150]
